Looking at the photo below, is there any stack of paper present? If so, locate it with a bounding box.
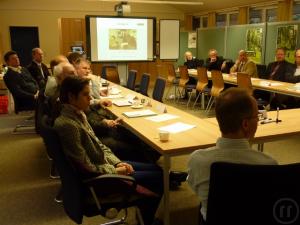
[158,122,196,133]
[123,110,157,118]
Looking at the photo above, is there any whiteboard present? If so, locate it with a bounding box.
[160,20,180,60]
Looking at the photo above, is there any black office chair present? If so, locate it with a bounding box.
[152,77,166,102]
[137,73,150,96]
[257,64,267,79]
[3,75,36,133]
[205,162,300,225]
[41,115,146,225]
[126,70,137,90]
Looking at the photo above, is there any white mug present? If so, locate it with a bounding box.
[159,130,170,142]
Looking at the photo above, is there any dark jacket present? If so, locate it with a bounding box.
[285,64,300,83]
[265,60,294,82]
[4,67,39,111]
[27,61,50,89]
[184,58,203,69]
[205,56,225,71]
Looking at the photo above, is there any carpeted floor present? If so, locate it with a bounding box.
[1,98,300,225]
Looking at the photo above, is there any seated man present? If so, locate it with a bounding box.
[204,49,226,71]
[265,48,294,109]
[54,76,163,225]
[27,48,50,89]
[230,50,258,78]
[184,51,202,69]
[187,88,277,223]
[3,51,39,110]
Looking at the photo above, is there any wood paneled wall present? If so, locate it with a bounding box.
[58,18,86,57]
[278,0,293,21]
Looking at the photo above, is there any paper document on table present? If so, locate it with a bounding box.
[158,122,196,133]
[123,110,157,118]
[113,99,132,106]
[101,94,123,99]
[145,114,178,122]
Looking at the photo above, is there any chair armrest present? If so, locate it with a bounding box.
[83,174,137,198]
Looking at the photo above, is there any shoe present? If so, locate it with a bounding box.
[169,171,188,183]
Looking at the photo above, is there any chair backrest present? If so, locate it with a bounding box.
[139,73,150,96]
[257,64,267,79]
[210,70,224,97]
[105,67,120,84]
[237,72,253,95]
[206,162,300,225]
[166,64,176,83]
[101,65,117,79]
[196,67,209,92]
[152,77,166,102]
[178,65,189,87]
[127,70,137,90]
[40,115,84,224]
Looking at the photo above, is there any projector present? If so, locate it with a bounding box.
[115,2,131,16]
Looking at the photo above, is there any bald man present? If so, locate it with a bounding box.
[27,48,50,89]
[230,50,258,78]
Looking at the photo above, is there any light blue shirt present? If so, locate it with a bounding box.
[187,137,277,220]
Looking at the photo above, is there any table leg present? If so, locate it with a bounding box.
[257,143,264,152]
[163,155,171,225]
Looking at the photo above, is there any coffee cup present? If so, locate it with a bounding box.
[159,130,170,142]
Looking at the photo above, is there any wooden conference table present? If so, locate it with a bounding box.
[102,82,300,225]
[188,69,300,98]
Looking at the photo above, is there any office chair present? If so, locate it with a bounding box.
[3,75,36,134]
[256,64,267,79]
[127,70,137,90]
[102,65,120,84]
[41,115,146,225]
[152,77,166,102]
[205,162,300,225]
[138,73,150,96]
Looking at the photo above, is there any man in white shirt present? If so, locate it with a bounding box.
[187,87,277,223]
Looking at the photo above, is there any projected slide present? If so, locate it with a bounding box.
[87,16,154,62]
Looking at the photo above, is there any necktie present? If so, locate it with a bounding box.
[238,62,244,72]
[39,64,44,79]
[269,63,280,80]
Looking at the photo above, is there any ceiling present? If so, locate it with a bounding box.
[124,0,273,14]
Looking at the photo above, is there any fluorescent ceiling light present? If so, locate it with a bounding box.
[87,0,204,5]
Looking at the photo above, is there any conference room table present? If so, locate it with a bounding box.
[101,82,300,225]
[188,69,300,98]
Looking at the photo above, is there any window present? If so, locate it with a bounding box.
[293,2,300,20]
[249,9,262,24]
[216,14,226,27]
[192,16,200,30]
[266,8,277,22]
[229,13,238,25]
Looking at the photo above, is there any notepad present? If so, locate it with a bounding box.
[158,122,196,133]
[113,99,132,106]
[145,114,178,122]
[123,110,157,118]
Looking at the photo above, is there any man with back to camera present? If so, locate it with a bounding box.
[230,49,258,78]
[187,87,277,224]
[27,47,50,89]
[3,50,39,110]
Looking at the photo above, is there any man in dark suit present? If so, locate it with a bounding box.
[265,48,294,82]
[205,49,226,71]
[27,48,50,89]
[265,48,294,109]
[3,51,39,110]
